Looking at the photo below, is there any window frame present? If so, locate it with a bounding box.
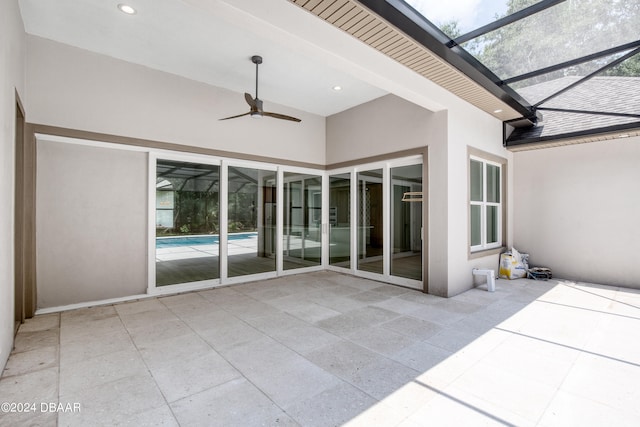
[469,153,504,254]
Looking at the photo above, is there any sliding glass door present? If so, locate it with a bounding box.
[283,172,322,270]
[329,173,351,269]
[155,159,219,286]
[227,166,277,278]
[390,164,423,281]
[357,168,384,275]
[152,154,424,292]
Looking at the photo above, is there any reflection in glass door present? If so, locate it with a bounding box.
[329,173,351,268]
[155,160,219,286]
[283,173,322,270]
[357,169,384,274]
[227,167,277,277]
[391,164,423,281]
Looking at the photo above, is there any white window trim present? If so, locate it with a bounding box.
[470,155,502,253]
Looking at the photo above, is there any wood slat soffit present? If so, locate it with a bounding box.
[289,0,521,121]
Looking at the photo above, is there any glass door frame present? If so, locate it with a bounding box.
[280,165,327,277]
[148,151,223,295]
[327,155,425,290]
[222,158,280,285]
[148,149,425,294]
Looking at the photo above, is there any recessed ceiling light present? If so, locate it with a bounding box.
[493,109,503,114]
[332,85,342,92]
[117,4,136,14]
[617,134,630,138]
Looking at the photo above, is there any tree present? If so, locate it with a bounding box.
[456,0,640,83]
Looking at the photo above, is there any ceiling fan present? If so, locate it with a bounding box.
[220,55,301,123]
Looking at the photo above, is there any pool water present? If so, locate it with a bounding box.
[156,232,256,248]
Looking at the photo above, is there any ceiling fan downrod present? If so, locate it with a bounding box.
[252,55,262,100]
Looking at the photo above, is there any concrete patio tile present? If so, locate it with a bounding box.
[310,294,368,314]
[583,315,640,365]
[2,345,58,378]
[149,349,241,403]
[0,367,58,427]
[196,317,266,351]
[60,328,135,366]
[347,290,393,305]
[391,341,453,373]
[176,306,234,330]
[513,300,603,350]
[381,315,443,341]
[109,404,179,427]
[403,384,534,427]
[223,298,283,320]
[3,271,638,426]
[342,401,409,427]
[407,305,471,326]
[59,374,167,427]
[12,328,59,353]
[242,355,342,408]
[158,293,212,317]
[315,312,374,336]
[118,306,179,330]
[397,291,443,305]
[114,298,166,316]
[375,380,441,419]
[372,297,429,315]
[344,306,400,325]
[480,335,578,389]
[61,305,119,324]
[17,313,59,333]
[559,353,640,415]
[137,333,213,370]
[425,327,484,353]
[197,286,246,305]
[414,328,511,387]
[371,284,412,297]
[59,348,148,397]
[126,318,194,346]
[348,357,420,400]
[539,390,639,427]
[244,311,307,335]
[326,274,385,291]
[60,315,126,343]
[286,302,343,323]
[266,322,342,355]
[171,378,299,427]
[346,325,416,357]
[219,335,299,374]
[284,381,377,427]
[449,360,557,422]
[305,340,383,382]
[0,365,58,403]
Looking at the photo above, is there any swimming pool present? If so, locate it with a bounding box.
[156,232,257,248]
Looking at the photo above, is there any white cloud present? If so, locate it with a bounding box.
[405,0,483,30]
[405,0,511,34]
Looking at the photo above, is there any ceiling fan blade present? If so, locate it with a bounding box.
[219,112,251,121]
[262,111,302,122]
[244,93,256,108]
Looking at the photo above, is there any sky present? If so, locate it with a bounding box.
[404,0,510,33]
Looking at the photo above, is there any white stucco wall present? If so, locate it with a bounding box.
[25,35,326,165]
[513,138,640,288]
[446,99,512,296]
[36,140,148,308]
[326,94,438,164]
[0,0,26,370]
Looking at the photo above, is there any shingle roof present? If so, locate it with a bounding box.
[507,76,640,145]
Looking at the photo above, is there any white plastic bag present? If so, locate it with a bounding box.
[499,247,528,279]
